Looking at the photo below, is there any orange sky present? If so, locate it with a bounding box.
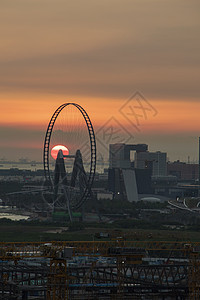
[1,95,200,163]
[1,93,200,133]
[0,0,200,162]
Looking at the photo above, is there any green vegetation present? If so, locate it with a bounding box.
[1,191,200,243]
[87,198,168,216]
[0,218,200,243]
[52,212,82,222]
[68,221,85,231]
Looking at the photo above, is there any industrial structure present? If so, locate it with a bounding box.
[0,240,200,299]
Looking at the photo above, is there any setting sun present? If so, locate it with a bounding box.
[51,145,69,160]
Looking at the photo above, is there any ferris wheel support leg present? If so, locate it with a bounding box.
[62,185,73,222]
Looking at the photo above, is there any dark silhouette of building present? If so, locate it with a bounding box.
[108,143,153,199]
[167,161,199,181]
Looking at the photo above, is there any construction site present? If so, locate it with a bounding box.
[0,239,200,299]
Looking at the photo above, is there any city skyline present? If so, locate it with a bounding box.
[0,0,200,162]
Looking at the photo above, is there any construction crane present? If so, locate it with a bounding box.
[0,240,199,300]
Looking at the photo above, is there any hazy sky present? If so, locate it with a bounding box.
[0,0,200,163]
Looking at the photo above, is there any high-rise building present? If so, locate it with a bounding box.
[109,143,148,169]
[108,143,148,201]
[134,151,167,177]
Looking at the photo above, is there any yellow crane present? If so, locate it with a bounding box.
[0,240,199,300]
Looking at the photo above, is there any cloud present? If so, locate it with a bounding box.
[0,0,199,99]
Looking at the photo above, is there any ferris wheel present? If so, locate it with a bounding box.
[43,103,96,216]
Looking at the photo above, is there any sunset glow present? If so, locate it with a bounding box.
[1,97,200,133]
[51,145,69,160]
[0,1,199,162]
